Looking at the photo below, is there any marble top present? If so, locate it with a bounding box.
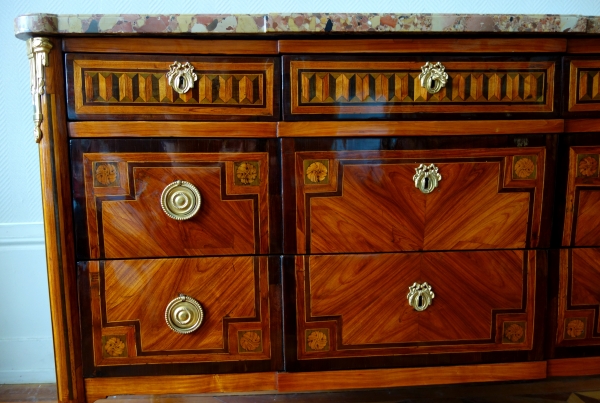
[14,13,600,39]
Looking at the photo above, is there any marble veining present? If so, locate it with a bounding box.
[14,13,599,38]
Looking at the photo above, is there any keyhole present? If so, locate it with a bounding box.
[418,295,423,308]
[428,77,436,90]
[178,76,185,89]
[424,177,429,189]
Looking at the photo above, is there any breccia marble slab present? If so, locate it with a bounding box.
[14,13,596,38]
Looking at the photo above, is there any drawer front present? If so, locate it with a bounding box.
[288,250,540,367]
[78,256,280,376]
[567,59,600,113]
[71,139,278,260]
[286,144,547,254]
[284,57,556,119]
[66,54,278,120]
[556,248,600,347]
[562,145,600,247]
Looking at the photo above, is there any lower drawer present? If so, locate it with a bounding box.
[553,248,600,353]
[78,256,281,377]
[285,250,545,371]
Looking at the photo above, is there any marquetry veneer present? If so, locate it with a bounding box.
[17,32,600,403]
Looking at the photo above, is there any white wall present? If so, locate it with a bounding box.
[2,0,600,385]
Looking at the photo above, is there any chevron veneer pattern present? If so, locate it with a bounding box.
[84,71,264,105]
[299,71,545,104]
[578,70,600,102]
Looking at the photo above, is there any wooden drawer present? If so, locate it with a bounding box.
[78,256,281,376]
[71,138,280,260]
[566,58,600,114]
[284,250,544,371]
[283,56,556,120]
[66,54,279,120]
[283,138,549,254]
[562,144,600,247]
[555,248,600,349]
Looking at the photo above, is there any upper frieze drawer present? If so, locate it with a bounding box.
[66,54,279,121]
[283,56,556,120]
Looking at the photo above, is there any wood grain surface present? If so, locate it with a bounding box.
[36,38,85,403]
[82,256,272,366]
[85,372,277,403]
[565,119,600,133]
[279,38,566,54]
[69,122,277,138]
[567,39,600,54]
[278,120,564,137]
[66,55,277,120]
[567,59,600,113]
[288,59,555,116]
[547,357,600,377]
[63,38,279,54]
[556,248,600,347]
[277,362,546,392]
[79,152,270,259]
[562,146,600,246]
[292,148,545,254]
[294,250,536,360]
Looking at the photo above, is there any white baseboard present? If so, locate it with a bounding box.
[0,222,54,384]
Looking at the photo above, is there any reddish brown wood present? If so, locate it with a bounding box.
[67,55,277,120]
[547,357,600,377]
[69,122,277,138]
[567,39,600,54]
[292,148,545,254]
[567,60,600,113]
[80,152,270,259]
[277,362,547,392]
[562,146,600,247]
[565,119,600,133]
[36,38,85,403]
[84,373,277,403]
[83,257,272,366]
[279,38,566,54]
[63,38,279,54]
[556,249,600,347]
[278,120,564,137]
[295,250,536,360]
[288,60,555,116]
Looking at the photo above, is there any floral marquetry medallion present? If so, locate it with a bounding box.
[238,330,263,353]
[234,162,259,186]
[565,318,587,340]
[93,162,119,187]
[101,335,127,358]
[304,160,329,184]
[306,329,329,352]
[577,154,599,178]
[502,322,526,344]
[512,155,537,180]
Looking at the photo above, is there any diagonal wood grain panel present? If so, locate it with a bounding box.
[83,256,272,366]
[562,146,600,246]
[557,248,600,346]
[295,148,544,254]
[82,152,270,259]
[296,250,535,360]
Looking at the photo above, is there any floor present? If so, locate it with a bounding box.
[2,377,600,403]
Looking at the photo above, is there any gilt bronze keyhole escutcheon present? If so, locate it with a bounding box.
[413,163,442,194]
[419,62,448,95]
[407,282,435,311]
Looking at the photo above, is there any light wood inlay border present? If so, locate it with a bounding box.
[280,39,566,54]
[277,362,547,392]
[69,122,277,138]
[278,120,564,137]
[85,372,277,403]
[64,38,279,54]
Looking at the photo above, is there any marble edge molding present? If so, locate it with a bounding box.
[13,13,600,38]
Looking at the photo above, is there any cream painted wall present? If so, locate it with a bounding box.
[2,0,600,384]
